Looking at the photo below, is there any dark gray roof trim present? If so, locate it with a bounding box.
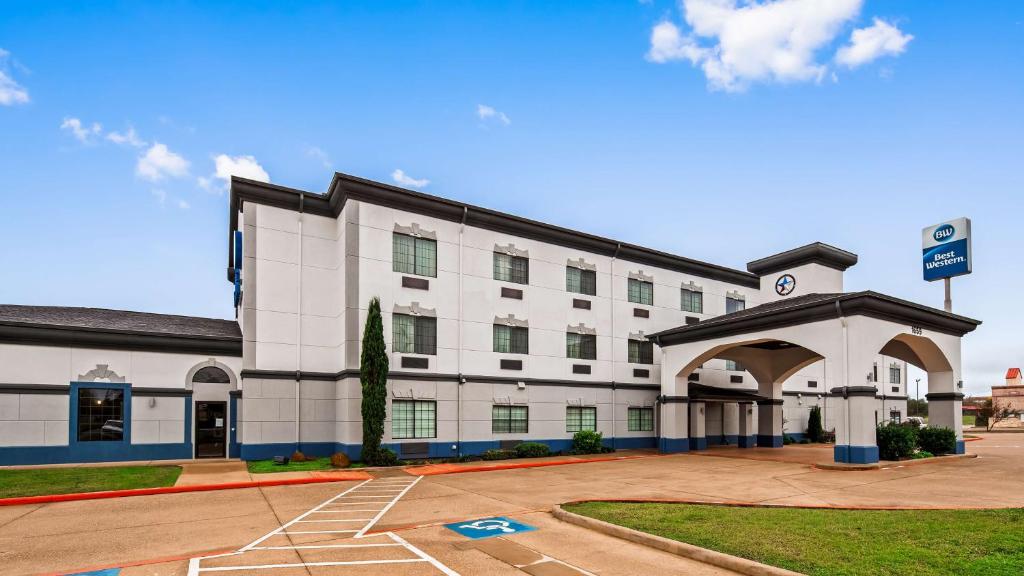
[239,368,660,390]
[0,305,241,356]
[227,174,760,288]
[688,383,770,402]
[649,291,981,346]
[0,384,71,395]
[746,242,858,276]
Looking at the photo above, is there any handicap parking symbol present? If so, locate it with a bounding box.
[444,516,537,540]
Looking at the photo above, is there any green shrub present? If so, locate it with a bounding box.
[876,422,916,460]
[917,426,957,455]
[799,438,811,444]
[807,405,824,442]
[481,449,516,461]
[783,435,794,445]
[365,447,398,466]
[912,450,934,459]
[514,442,551,458]
[571,430,604,454]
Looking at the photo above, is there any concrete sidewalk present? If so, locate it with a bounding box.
[174,460,372,486]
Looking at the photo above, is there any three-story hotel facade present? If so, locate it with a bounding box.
[0,172,919,465]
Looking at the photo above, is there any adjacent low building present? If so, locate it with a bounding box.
[0,172,980,466]
[991,368,1024,428]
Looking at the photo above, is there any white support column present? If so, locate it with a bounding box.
[737,401,756,448]
[757,400,784,447]
[723,402,739,446]
[832,386,880,464]
[658,399,689,453]
[689,401,706,451]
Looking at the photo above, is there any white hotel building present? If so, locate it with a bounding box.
[0,173,979,466]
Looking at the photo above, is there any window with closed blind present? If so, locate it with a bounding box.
[566,406,597,432]
[393,233,436,277]
[566,267,597,295]
[393,314,437,355]
[494,252,529,284]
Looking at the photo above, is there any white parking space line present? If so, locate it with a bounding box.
[187,475,460,576]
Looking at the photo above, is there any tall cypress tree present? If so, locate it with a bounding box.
[360,297,388,464]
[807,405,824,443]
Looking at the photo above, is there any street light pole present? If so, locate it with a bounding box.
[915,378,921,416]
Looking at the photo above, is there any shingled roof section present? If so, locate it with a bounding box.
[0,305,240,339]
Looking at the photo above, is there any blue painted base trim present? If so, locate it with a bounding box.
[955,440,965,454]
[689,437,707,451]
[658,437,690,453]
[834,444,880,464]
[0,443,193,466]
[722,434,738,446]
[757,434,784,448]
[239,436,660,462]
[785,432,805,442]
[737,435,757,448]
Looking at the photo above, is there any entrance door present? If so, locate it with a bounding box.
[195,401,227,458]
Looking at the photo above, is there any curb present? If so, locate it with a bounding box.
[404,454,657,476]
[552,504,803,576]
[0,472,373,507]
[813,452,977,471]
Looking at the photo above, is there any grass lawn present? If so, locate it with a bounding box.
[0,465,181,498]
[246,457,366,474]
[565,502,1024,576]
[963,414,976,427]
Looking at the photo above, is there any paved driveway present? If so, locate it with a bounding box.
[5,434,1022,575]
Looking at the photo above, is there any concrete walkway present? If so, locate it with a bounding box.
[173,460,371,486]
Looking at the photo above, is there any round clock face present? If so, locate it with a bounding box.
[775,274,796,296]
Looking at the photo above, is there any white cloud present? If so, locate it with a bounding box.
[392,169,429,189]
[647,0,870,92]
[306,145,332,169]
[177,199,190,210]
[107,126,146,147]
[477,104,510,126]
[210,154,270,188]
[835,18,913,68]
[60,117,102,143]
[0,49,29,106]
[137,142,190,181]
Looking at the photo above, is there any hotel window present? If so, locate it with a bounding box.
[873,363,879,383]
[627,407,654,432]
[726,296,745,314]
[77,387,125,442]
[391,400,436,439]
[494,252,529,284]
[681,289,703,313]
[492,405,529,434]
[566,333,597,360]
[628,279,653,305]
[628,339,654,364]
[889,363,902,384]
[566,267,597,296]
[393,314,437,355]
[392,233,437,277]
[493,325,529,354]
[726,360,744,371]
[566,406,597,433]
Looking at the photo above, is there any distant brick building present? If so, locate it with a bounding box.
[991,368,1024,428]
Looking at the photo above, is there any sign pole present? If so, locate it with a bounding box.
[944,277,952,313]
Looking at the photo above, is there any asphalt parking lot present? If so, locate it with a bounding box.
[6,434,1023,576]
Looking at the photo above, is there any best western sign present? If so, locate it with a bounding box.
[922,218,972,281]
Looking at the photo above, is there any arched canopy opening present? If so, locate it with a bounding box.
[192,366,231,384]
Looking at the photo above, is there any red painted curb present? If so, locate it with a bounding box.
[405,454,657,476]
[0,472,372,507]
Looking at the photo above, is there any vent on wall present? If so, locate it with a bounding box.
[572,364,591,375]
[633,308,649,318]
[730,375,744,384]
[807,380,818,388]
[689,372,700,381]
[500,359,523,371]
[685,316,699,325]
[402,276,429,290]
[401,356,429,369]
[572,298,591,310]
[501,287,523,300]
[633,368,650,378]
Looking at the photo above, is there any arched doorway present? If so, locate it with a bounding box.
[187,361,238,459]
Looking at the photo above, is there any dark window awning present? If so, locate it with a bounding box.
[687,383,771,402]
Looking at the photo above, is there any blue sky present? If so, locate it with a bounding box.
[1,1,1021,395]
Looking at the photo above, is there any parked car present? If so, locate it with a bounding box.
[906,416,926,427]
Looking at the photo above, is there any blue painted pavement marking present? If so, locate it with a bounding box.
[69,569,120,576]
[444,516,537,540]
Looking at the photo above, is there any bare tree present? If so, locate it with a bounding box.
[977,398,1015,432]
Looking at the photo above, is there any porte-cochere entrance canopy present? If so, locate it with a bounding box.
[649,291,981,464]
